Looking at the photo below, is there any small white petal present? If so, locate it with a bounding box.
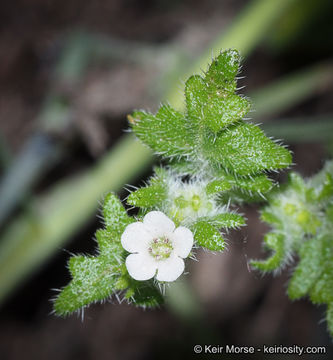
[125,253,157,281]
[121,222,152,253]
[156,255,185,282]
[170,226,194,258]
[143,211,175,237]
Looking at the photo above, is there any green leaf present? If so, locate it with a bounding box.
[202,93,250,132]
[114,267,164,307]
[124,278,164,307]
[287,234,333,317]
[131,104,194,158]
[316,173,333,201]
[204,212,245,229]
[287,236,325,300]
[127,168,168,208]
[131,48,291,177]
[260,210,282,227]
[127,184,166,208]
[203,122,292,175]
[95,228,123,256]
[234,174,274,193]
[213,174,274,204]
[309,236,333,304]
[205,179,232,194]
[53,255,119,316]
[103,193,132,232]
[54,192,141,316]
[185,75,207,128]
[288,172,306,193]
[310,267,333,304]
[185,51,250,133]
[192,221,225,251]
[251,232,286,271]
[205,49,240,93]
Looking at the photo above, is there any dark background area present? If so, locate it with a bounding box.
[0,0,333,359]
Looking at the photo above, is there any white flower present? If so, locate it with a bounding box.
[121,211,194,282]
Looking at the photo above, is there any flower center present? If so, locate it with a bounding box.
[148,236,173,260]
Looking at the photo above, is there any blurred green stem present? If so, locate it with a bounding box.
[262,115,333,142]
[0,135,152,305]
[0,30,179,228]
[251,62,333,118]
[266,0,329,52]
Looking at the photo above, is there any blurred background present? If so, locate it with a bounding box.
[0,0,333,359]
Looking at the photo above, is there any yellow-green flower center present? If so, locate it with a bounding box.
[148,237,173,260]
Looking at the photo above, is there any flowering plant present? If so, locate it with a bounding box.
[53,49,292,317]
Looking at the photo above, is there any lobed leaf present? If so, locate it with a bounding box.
[185,51,250,133]
[54,193,137,316]
[54,256,119,316]
[203,122,292,175]
[131,104,194,158]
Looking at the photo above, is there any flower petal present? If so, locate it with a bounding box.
[156,255,185,282]
[143,211,175,237]
[121,222,152,253]
[170,226,194,258]
[125,253,157,281]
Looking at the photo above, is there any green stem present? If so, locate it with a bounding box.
[266,0,328,52]
[0,136,152,305]
[262,115,333,142]
[252,62,333,118]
